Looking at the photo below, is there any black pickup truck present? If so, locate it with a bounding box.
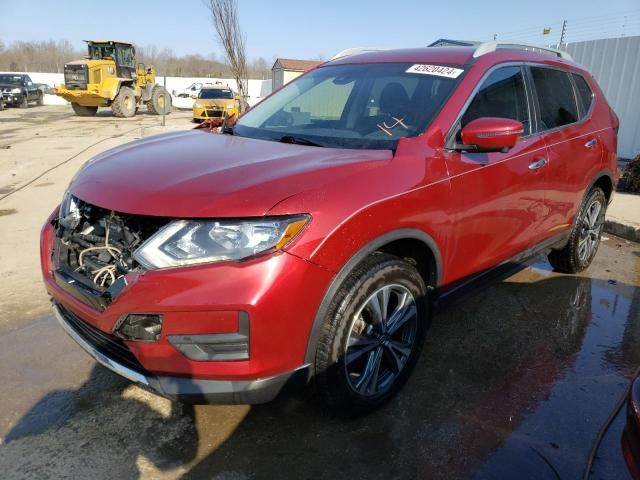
[0,73,44,108]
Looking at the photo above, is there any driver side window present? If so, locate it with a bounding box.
[461,66,530,135]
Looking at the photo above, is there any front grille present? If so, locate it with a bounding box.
[206,110,224,118]
[64,64,88,90]
[57,303,146,374]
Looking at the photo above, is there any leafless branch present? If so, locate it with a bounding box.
[203,0,249,111]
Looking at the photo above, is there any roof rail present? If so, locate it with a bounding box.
[331,47,388,60]
[472,41,572,60]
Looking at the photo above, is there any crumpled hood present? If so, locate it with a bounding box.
[70,130,392,218]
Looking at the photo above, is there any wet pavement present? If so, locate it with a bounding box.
[0,236,638,479]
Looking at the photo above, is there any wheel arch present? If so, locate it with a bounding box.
[112,80,136,100]
[589,169,614,204]
[303,228,442,365]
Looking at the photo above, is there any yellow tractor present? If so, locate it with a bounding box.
[55,40,171,118]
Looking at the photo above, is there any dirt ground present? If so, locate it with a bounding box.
[0,105,195,325]
[0,105,639,479]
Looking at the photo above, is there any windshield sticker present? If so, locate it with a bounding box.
[406,64,464,78]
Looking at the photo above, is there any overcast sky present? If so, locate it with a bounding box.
[1,0,639,61]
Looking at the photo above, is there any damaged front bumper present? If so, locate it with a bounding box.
[41,206,333,404]
[53,302,306,403]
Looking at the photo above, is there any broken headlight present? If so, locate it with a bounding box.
[133,216,309,269]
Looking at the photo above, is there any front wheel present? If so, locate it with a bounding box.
[548,187,607,273]
[19,95,28,108]
[71,103,98,117]
[314,252,428,414]
[37,91,44,106]
[111,86,137,118]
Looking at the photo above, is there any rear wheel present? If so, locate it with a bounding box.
[314,252,429,414]
[147,85,171,115]
[111,86,136,118]
[548,187,607,273]
[71,103,98,117]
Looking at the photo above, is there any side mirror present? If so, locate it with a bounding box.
[459,117,524,152]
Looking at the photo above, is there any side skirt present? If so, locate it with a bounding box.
[432,230,571,310]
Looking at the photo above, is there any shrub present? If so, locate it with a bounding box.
[619,154,640,194]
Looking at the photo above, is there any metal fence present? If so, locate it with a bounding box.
[562,36,640,159]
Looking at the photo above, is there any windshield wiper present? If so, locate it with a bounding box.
[278,135,325,147]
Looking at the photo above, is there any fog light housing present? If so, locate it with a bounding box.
[115,314,163,341]
[168,312,249,361]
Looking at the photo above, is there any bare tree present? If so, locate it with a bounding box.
[203,0,248,111]
[0,38,269,79]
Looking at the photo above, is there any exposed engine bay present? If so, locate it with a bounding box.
[55,196,167,291]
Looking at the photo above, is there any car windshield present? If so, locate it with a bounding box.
[235,62,462,149]
[199,88,234,99]
[0,75,25,85]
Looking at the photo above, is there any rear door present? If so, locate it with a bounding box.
[527,66,603,235]
[444,65,549,279]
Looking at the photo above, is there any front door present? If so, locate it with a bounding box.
[444,65,549,280]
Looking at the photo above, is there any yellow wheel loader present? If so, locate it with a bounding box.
[55,40,171,118]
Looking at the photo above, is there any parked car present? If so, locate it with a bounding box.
[41,42,618,413]
[192,85,239,123]
[34,83,55,95]
[0,73,43,108]
[624,375,640,479]
[173,81,216,98]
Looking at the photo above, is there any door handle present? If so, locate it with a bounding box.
[584,139,598,148]
[528,158,548,171]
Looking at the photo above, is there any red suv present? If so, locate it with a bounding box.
[41,42,618,412]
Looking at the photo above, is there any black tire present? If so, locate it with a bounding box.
[0,97,4,111]
[548,187,607,273]
[111,86,136,118]
[37,91,44,106]
[147,85,171,115]
[19,95,28,108]
[314,252,429,414]
[71,103,98,117]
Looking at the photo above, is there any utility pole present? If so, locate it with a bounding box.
[162,75,166,127]
[559,20,567,46]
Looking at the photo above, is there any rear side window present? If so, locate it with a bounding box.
[530,67,578,130]
[572,73,594,115]
[461,66,531,135]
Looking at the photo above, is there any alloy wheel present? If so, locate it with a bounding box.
[578,199,604,262]
[344,284,418,397]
